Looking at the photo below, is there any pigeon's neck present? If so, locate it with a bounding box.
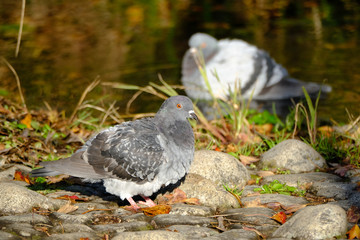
[154,114,194,147]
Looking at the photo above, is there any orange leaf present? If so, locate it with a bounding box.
[57,201,79,214]
[240,155,260,166]
[183,198,201,205]
[56,195,89,203]
[20,114,32,129]
[271,211,287,224]
[244,198,265,208]
[347,224,360,239]
[141,204,171,216]
[214,147,221,152]
[14,170,33,184]
[347,206,360,223]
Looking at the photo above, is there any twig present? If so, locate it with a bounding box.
[15,0,26,57]
[1,57,27,111]
[69,76,101,122]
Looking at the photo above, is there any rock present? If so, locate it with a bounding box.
[272,204,347,239]
[0,213,51,225]
[242,194,308,207]
[122,213,153,223]
[50,224,95,234]
[260,139,327,173]
[93,221,152,234]
[50,212,93,224]
[311,181,356,200]
[223,207,279,226]
[190,150,250,188]
[262,172,342,187]
[167,225,219,238]
[0,231,21,240]
[112,230,188,240]
[169,204,214,217]
[204,229,258,239]
[44,232,99,240]
[0,182,63,214]
[179,173,240,211]
[151,214,216,228]
[1,223,44,238]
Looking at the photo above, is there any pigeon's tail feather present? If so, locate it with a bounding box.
[30,168,63,177]
[30,151,107,179]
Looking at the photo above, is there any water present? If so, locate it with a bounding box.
[0,0,359,122]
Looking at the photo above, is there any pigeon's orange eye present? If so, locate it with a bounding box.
[176,103,182,109]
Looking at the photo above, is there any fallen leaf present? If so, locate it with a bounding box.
[282,204,307,214]
[256,170,275,177]
[334,164,355,177]
[47,174,69,183]
[14,170,32,184]
[347,206,360,223]
[20,113,32,129]
[182,198,201,205]
[347,224,360,239]
[157,188,200,205]
[318,125,334,137]
[240,155,260,166]
[254,123,273,135]
[265,202,282,211]
[56,195,89,203]
[243,198,265,208]
[141,204,171,216]
[57,201,79,214]
[271,211,287,224]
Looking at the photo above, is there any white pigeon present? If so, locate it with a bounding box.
[31,95,198,210]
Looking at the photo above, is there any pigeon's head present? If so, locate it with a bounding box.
[156,95,198,122]
[189,33,218,59]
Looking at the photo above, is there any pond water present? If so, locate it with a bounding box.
[0,0,359,122]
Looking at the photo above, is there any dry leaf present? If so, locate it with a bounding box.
[243,198,265,208]
[254,123,273,135]
[14,170,32,184]
[182,198,201,205]
[56,195,89,203]
[20,113,32,129]
[47,174,69,184]
[282,204,307,214]
[240,155,260,166]
[256,170,275,177]
[157,188,200,205]
[265,202,282,211]
[347,224,360,239]
[141,204,171,216]
[57,201,79,214]
[347,206,360,223]
[271,211,287,224]
[318,125,334,137]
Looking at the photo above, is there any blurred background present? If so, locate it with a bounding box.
[0,0,359,122]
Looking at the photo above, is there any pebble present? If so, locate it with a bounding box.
[0,141,355,239]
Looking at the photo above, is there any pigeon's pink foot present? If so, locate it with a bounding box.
[126,197,141,211]
[138,195,157,207]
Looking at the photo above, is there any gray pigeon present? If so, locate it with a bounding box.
[31,95,198,210]
[182,33,332,101]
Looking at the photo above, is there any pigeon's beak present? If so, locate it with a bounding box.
[188,110,199,123]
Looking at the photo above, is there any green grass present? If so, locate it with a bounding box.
[253,180,305,197]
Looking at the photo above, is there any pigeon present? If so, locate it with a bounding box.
[181,32,332,102]
[31,95,198,210]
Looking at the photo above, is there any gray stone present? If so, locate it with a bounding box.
[0,213,51,225]
[272,204,347,239]
[346,168,360,183]
[311,181,356,200]
[260,139,327,173]
[169,203,214,216]
[204,229,258,240]
[152,214,217,228]
[262,172,342,187]
[44,232,98,240]
[0,230,22,240]
[112,230,188,240]
[92,221,153,233]
[50,223,94,234]
[122,212,152,223]
[179,173,240,211]
[0,182,63,214]
[223,207,279,226]
[50,212,93,224]
[189,150,250,188]
[167,225,219,238]
[241,185,260,197]
[230,224,279,237]
[1,223,44,238]
[242,194,308,207]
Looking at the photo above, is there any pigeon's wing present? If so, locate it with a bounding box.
[86,119,167,183]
